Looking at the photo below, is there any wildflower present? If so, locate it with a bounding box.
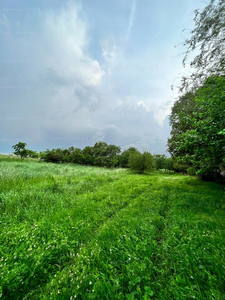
[89,281,92,285]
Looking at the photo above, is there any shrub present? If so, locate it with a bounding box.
[128,151,155,174]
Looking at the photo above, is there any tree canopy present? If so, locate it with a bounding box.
[169,75,225,180]
[12,142,28,160]
[178,0,225,92]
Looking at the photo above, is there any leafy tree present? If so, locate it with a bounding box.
[167,92,197,156]
[177,0,225,92]
[93,142,108,158]
[107,144,121,158]
[128,151,155,174]
[171,75,225,180]
[82,146,94,165]
[92,142,121,167]
[38,151,46,160]
[153,154,167,170]
[12,142,28,160]
[164,158,174,173]
[119,147,140,168]
[61,149,71,163]
[106,144,121,167]
[70,148,83,164]
[44,148,64,163]
[26,150,39,158]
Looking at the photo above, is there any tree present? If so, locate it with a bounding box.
[177,0,225,92]
[106,144,121,167]
[92,141,121,167]
[93,142,108,158]
[164,158,174,173]
[82,146,94,165]
[12,142,28,160]
[128,151,155,174]
[26,150,39,158]
[119,147,140,168]
[167,91,197,157]
[153,154,167,170]
[70,148,83,164]
[43,148,64,163]
[38,151,46,160]
[170,75,225,180]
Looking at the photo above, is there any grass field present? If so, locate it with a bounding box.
[0,155,225,299]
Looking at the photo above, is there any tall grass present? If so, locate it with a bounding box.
[0,156,224,299]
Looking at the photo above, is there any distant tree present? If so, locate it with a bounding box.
[82,146,94,165]
[70,148,83,164]
[58,148,70,163]
[12,142,28,160]
[26,150,39,158]
[93,142,108,158]
[106,144,121,167]
[38,151,46,160]
[153,154,167,170]
[164,157,174,173]
[128,151,155,174]
[119,147,140,168]
[43,148,63,163]
[92,141,121,167]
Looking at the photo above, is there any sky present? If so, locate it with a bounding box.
[0,0,207,155]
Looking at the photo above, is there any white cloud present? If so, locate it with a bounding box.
[100,36,116,62]
[125,0,136,42]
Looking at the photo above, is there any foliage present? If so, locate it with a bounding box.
[82,146,94,165]
[164,157,174,173]
[0,157,225,299]
[44,148,64,163]
[12,142,37,160]
[119,147,140,168]
[70,148,84,164]
[173,159,189,174]
[128,151,155,174]
[12,142,28,160]
[178,0,225,92]
[153,154,167,170]
[170,76,225,181]
[26,150,39,158]
[92,142,121,167]
[167,92,196,157]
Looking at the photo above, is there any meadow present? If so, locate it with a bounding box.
[0,155,225,299]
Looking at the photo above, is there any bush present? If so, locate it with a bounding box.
[128,151,155,174]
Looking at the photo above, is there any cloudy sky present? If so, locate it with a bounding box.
[0,0,206,155]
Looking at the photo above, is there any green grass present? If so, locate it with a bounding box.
[0,156,225,299]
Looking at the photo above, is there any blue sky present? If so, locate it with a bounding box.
[0,0,206,154]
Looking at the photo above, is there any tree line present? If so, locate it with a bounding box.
[11,141,184,174]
